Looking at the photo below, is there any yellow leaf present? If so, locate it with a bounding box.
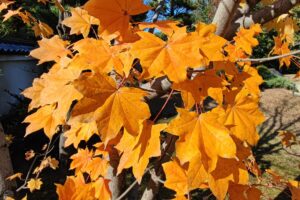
[234,24,262,55]
[23,104,64,139]
[172,70,225,104]
[271,36,292,67]
[64,118,98,148]
[84,0,151,41]
[138,20,180,37]
[62,7,99,38]
[162,160,188,196]
[70,148,93,172]
[48,157,59,170]
[131,29,206,82]
[32,21,53,38]
[93,177,111,199]
[224,88,265,145]
[27,178,43,192]
[2,7,20,22]
[6,172,23,181]
[265,14,299,44]
[94,87,150,144]
[209,157,249,199]
[0,1,14,12]
[30,36,71,65]
[166,108,236,171]
[69,38,122,74]
[116,120,166,182]
[22,78,45,111]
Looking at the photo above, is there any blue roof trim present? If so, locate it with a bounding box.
[0,43,35,54]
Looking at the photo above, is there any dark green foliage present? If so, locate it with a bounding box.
[253,30,276,59]
[257,65,277,80]
[258,65,297,91]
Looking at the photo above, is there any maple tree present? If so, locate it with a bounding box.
[1,0,300,199]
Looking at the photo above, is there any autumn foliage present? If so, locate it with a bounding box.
[1,0,300,199]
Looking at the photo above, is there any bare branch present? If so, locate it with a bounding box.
[237,49,300,63]
[225,0,300,39]
[149,0,165,33]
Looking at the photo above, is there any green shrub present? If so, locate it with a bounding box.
[257,65,277,80]
[257,65,297,91]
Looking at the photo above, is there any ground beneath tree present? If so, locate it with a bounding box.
[256,88,300,199]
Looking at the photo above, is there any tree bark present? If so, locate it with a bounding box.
[107,148,123,200]
[223,0,300,39]
[0,123,15,197]
[212,0,241,36]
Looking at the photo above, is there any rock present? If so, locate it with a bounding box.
[268,68,282,77]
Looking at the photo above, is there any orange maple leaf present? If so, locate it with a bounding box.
[223,88,265,145]
[138,20,180,36]
[163,156,209,197]
[68,38,122,74]
[163,160,189,196]
[0,0,14,12]
[116,120,166,182]
[32,20,54,38]
[271,36,292,67]
[84,0,151,41]
[209,157,249,199]
[64,116,98,148]
[172,70,225,106]
[30,36,72,65]
[228,183,262,200]
[131,29,205,82]
[166,108,236,171]
[62,7,99,38]
[234,24,262,55]
[2,7,20,21]
[23,104,64,139]
[74,72,150,144]
[27,178,43,192]
[94,87,150,144]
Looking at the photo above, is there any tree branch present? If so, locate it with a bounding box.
[224,0,300,39]
[149,0,165,34]
[238,49,300,63]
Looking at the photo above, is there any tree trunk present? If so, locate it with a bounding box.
[212,0,241,36]
[107,148,123,200]
[222,0,300,39]
[0,123,15,197]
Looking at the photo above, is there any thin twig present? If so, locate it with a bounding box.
[238,50,300,63]
[292,55,300,60]
[116,168,151,200]
[282,146,300,157]
[16,156,39,192]
[16,135,60,192]
[148,0,165,33]
[153,89,174,122]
